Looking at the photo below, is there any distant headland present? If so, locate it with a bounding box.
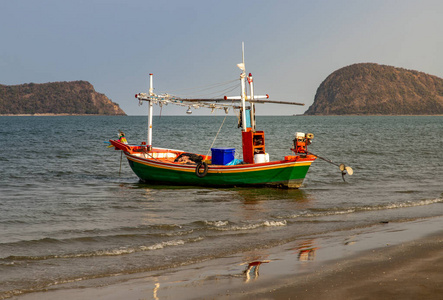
[0,81,126,116]
[304,63,443,115]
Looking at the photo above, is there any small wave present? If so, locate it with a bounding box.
[356,198,443,212]
[139,239,185,251]
[163,229,194,237]
[263,220,287,227]
[2,237,204,263]
[284,209,356,219]
[0,237,62,248]
[302,209,356,218]
[212,220,287,231]
[141,223,183,230]
[284,198,443,219]
[395,190,417,194]
[0,219,27,225]
[204,220,229,227]
[1,224,188,247]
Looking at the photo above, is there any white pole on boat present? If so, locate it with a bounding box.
[239,42,247,132]
[149,73,154,96]
[248,73,256,131]
[147,73,154,151]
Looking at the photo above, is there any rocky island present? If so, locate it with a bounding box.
[305,63,443,115]
[0,81,126,115]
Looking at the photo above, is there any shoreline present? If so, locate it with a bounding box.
[1,114,442,117]
[12,216,443,300]
[0,114,126,116]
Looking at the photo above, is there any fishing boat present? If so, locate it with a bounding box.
[109,45,352,188]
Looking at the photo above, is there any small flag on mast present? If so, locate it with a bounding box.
[237,63,245,71]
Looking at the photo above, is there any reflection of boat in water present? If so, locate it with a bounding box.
[110,44,318,188]
[242,260,270,282]
[234,186,312,203]
[153,282,160,300]
[295,240,318,261]
[298,248,317,261]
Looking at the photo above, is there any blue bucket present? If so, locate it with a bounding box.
[211,148,235,165]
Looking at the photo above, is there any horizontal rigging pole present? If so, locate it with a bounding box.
[249,99,304,106]
[178,98,305,106]
[136,94,305,106]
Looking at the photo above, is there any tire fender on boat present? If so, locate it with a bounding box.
[195,162,208,178]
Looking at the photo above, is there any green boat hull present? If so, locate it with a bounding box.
[126,154,313,188]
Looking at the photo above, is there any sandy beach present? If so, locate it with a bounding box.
[238,227,443,300]
[12,216,443,300]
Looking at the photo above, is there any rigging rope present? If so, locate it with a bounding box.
[170,79,239,99]
[205,108,230,159]
[173,78,239,93]
[212,82,240,98]
[177,82,239,99]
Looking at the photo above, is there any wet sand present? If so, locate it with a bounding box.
[237,229,443,300]
[13,217,443,300]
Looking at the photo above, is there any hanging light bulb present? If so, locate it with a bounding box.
[186,106,192,114]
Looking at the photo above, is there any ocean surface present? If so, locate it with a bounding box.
[0,115,442,298]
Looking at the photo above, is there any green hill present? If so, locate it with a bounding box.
[305,63,443,115]
[0,81,126,115]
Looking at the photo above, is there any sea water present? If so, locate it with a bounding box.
[0,115,442,298]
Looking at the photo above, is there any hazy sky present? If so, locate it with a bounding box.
[2,0,442,115]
